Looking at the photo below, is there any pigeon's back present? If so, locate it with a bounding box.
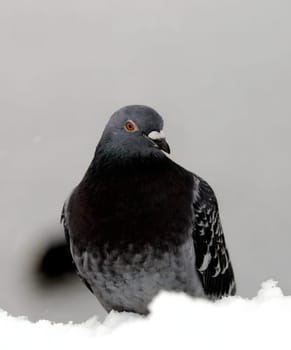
[64,156,205,314]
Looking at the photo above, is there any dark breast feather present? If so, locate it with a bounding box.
[61,156,195,300]
[66,156,194,251]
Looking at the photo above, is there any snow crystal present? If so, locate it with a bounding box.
[1,280,290,350]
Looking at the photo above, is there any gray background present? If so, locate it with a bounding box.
[0,0,290,322]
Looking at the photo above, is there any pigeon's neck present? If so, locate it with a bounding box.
[91,144,167,172]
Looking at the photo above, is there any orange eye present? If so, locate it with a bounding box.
[125,120,136,132]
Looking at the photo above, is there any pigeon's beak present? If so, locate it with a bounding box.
[147,130,171,154]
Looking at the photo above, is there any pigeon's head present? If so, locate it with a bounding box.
[98,105,170,158]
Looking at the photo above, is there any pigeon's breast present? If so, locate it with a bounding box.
[68,159,195,250]
[67,158,202,312]
[72,237,204,314]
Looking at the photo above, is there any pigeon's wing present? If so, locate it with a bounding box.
[192,175,236,298]
[61,203,94,294]
[61,204,70,246]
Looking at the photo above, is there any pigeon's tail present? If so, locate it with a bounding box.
[37,240,75,280]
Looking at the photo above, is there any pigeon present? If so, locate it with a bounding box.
[61,105,236,314]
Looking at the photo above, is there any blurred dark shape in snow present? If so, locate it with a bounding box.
[36,240,75,283]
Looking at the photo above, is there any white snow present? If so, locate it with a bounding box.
[0,280,290,350]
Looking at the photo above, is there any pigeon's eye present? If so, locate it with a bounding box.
[124,120,136,132]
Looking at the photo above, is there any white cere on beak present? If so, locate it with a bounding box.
[148,130,166,140]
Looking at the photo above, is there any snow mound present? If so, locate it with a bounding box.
[1,280,290,350]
